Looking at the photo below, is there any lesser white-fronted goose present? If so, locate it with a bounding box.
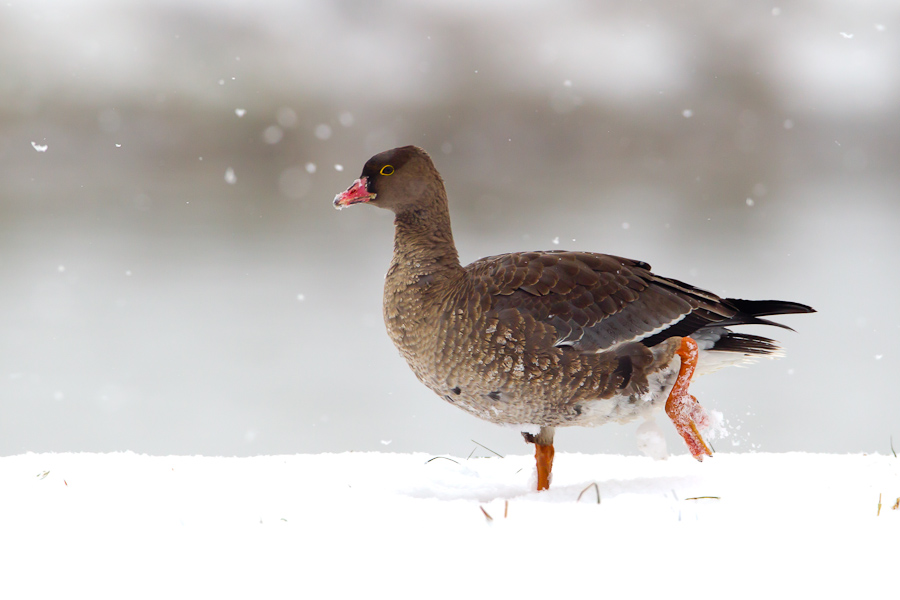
[334,145,814,491]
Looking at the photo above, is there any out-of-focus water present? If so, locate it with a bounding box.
[2,1,898,458]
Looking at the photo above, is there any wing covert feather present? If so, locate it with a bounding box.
[465,251,705,353]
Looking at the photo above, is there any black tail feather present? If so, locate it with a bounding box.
[716,299,816,332]
[726,299,816,318]
[641,297,814,349]
[711,332,781,355]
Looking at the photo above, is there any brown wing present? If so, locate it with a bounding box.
[465,250,740,353]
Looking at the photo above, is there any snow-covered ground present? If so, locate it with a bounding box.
[2,451,897,598]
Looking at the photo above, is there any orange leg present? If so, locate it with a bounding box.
[534,443,555,491]
[523,426,556,491]
[665,337,713,461]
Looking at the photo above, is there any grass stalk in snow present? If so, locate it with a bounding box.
[469,440,504,458]
[479,506,493,522]
[577,482,601,504]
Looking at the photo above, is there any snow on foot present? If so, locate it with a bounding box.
[667,393,713,460]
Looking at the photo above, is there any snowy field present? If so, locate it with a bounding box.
[2,451,897,598]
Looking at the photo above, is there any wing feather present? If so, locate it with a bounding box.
[466,251,707,353]
[464,250,813,356]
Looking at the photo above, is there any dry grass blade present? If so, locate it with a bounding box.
[577,482,601,504]
[893,498,899,511]
[425,456,459,465]
[469,439,504,458]
[685,496,721,501]
[877,493,882,516]
[891,436,896,458]
[479,506,493,522]
[504,500,509,518]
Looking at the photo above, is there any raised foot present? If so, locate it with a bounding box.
[665,337,714,461]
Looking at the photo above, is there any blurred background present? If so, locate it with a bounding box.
[2,0,898,459]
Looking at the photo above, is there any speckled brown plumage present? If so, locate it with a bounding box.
[334,145,814,482]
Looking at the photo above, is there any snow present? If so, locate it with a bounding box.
[277,107,298,128]
[2,451,896,598]
[338,111,354,127]
[314,124,332,140]
[262,125,283,144]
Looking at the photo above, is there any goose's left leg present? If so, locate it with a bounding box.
[666,337,713,460]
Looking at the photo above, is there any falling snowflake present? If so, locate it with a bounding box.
[315,124,332,140]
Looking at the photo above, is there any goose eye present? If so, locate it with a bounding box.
[380,165,395,176]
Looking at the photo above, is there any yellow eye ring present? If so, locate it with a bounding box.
[380,165,395,176]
